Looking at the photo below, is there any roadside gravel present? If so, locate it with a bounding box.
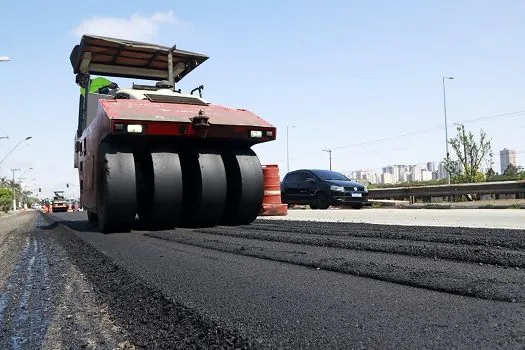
[0,213,134,349]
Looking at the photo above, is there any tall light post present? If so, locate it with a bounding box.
[286,125,295,173]
[442,76,454,184]
[11,168,20,211]
[0,136,32,168]
[323,149,332,170]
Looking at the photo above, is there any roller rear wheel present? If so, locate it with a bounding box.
[96,142,138,233]
[180,148,227,227]
[221,148,264,225]
[136,147,183,230]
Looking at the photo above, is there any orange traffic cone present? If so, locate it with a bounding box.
[259,164,288,216]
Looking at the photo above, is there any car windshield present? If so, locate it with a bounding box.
[313,170,350,181]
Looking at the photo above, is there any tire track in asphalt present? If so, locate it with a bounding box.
[196,227,525,267]
[143,220,525,303]
[249,221,525,249]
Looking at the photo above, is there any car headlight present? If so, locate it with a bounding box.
[330,185,344,192]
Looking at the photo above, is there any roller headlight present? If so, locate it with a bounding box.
[127,124,143,133]
[250,130,263,138]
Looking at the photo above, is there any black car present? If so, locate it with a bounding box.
[280,169,368,209]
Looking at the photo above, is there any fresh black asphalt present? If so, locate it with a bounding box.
[39,211,525,349]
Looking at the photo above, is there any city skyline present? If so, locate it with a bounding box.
[348,147,521,185]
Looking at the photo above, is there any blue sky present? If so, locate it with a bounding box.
[1,0,525,199]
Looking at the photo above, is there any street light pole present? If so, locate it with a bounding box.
[442,76,454,184]
[323,149,332,170]
[0,136,32,168]
[11,168,20,211]
[286,125,295,173]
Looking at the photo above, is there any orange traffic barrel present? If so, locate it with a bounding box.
[259,164,288,216]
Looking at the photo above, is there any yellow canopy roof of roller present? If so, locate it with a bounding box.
[70,34,209,82]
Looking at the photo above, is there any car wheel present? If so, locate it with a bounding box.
[310,203,318,209]
[351,203,363,209]
[316,193,329,210]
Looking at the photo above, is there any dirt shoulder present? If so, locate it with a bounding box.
[0,212,134,349]
[0,211,35,288]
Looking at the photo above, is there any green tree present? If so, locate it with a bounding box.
[19,190,37,208]
[0,187,12,213]
[485,167,497,179]
[503,164,523,177]
[443,124,493,183]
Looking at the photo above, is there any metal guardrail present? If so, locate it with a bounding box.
[367,180,525,199]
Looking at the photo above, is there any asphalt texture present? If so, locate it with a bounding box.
[22,210,523,349]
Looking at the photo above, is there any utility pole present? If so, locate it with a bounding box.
[11,168,20,211]
[19,177,26,209]
[323,149,332,170]
[442,76,454,184]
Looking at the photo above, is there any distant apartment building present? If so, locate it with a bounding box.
[382,166,397,183]
[437,162,448,180]
[368,172,379,184]
[500,148,517,174]
[349,170,379,184]
[410,165,422,182]
[382,164,413,183]
[381,172,394,184]
[421,169,433,181]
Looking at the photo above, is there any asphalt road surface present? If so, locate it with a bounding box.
[1,210,524,349]
[267,208,525,229]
